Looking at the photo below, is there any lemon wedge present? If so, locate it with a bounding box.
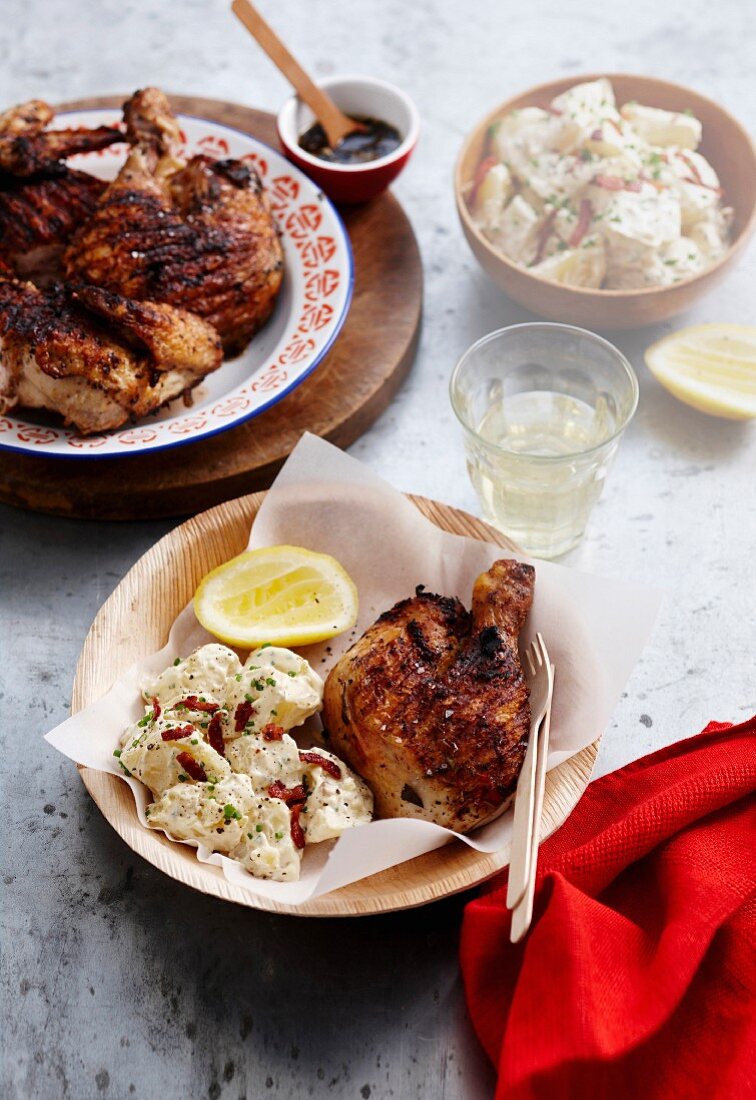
[645,324,756,420]
[194,545,359,648]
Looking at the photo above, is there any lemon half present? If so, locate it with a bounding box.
[194,545,359,648]
[645,324,756,420]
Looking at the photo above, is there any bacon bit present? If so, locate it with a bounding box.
[593,174,625,191]
[261,723,284,742]
[534,208,558,264]
[160,724,196,742]
[290,803,306,849]
[176,752,207,781]
[469,154,499,206]
[677,152,703,184]
[151,696,161,720]
[568,199,594,248]
[299,751,342,780]
[593,174,642,193]
[207,712,225,757]
[267,781,307,805]
[677,152,723,194]
[681,176,722,195]
[234,700,256,733]
[176,695,219,714]
[590,128,603,141]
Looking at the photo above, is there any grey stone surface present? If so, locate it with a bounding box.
[1,0,755,1097]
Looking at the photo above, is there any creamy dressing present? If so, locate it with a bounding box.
[470,78,732,289]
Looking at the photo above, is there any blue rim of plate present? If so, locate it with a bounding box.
[0,111,355,461]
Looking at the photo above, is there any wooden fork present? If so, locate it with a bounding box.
[507,634,555,941]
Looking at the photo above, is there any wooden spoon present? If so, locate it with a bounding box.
[231,0,366,149]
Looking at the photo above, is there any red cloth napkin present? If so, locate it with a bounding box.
[460,718,756,1100]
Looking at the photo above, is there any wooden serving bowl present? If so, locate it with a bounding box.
[455,73,756,330]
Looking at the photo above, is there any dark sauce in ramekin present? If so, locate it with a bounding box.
[299,115,402,164]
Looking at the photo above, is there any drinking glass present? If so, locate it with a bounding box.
[450,323,639,558]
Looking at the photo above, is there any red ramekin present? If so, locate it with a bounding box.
[276,75,420,204]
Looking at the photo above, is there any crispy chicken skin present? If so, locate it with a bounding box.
[0,275,222,434]
[65,88,284,355]
[322,560,535,833]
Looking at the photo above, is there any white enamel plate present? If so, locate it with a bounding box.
[0,110,353,458]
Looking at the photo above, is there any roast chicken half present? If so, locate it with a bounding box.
[322,559,535,833]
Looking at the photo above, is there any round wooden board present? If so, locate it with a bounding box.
[72,492,600,917]
[0,95,422,520]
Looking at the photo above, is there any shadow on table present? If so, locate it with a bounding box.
[82,798,498,1100]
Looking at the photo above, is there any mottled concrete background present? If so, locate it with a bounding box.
[1,0,754,1097]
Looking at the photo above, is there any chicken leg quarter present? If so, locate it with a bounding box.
[322,559,535,833]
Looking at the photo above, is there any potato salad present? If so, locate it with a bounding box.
[114,643,373,882]
[469,78,733,289]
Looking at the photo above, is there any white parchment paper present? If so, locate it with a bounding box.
[46,433,661,904]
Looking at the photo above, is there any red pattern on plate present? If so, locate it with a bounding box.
[304,270,341,301]
[298,237,337,269]
[67,435,108,449]
[212,396,251,417]
[285,204,323,239]
[269,175,301,209]
[250,367,289,393]
[16,426,57,445]
[196,134,230,158]
[298,302,334,333]
[118,427,159,445]
[167,416,209,435]
[279,336,317,365]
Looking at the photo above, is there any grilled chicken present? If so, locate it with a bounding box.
[65,87,284,355]
[0,99,122,278]
[0,275,222,434]
[0,99,122,177]
[322,560,535,833]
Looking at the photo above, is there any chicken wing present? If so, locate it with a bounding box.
[322,560,535,833]
[65,88,284,355]
[0,98,122,177]
[0,275,222,434]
